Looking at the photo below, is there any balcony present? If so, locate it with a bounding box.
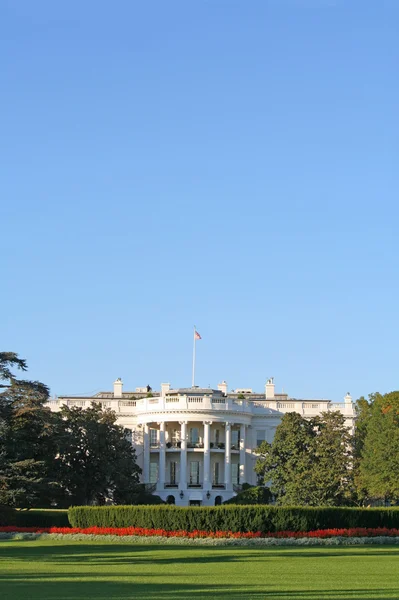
[166,441,181,449]
[134,396,253,415]
[212,483,226,489]
[187,442,204,449]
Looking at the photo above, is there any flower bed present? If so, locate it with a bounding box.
[2,526,399,539]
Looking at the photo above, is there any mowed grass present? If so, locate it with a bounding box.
[1,540,399,599]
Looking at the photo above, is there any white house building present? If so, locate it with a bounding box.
[47,378,355,506]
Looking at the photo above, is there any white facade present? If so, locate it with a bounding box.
[47,378,355,506]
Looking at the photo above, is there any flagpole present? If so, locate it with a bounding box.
[192,326,196,387]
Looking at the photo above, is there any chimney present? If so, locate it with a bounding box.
[265,377,275,399]
[218,381,228,395]
[161,383,171,397]
[344,392,352,404]
[113,378,123,398]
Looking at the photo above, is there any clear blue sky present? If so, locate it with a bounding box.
[1,1,398,401]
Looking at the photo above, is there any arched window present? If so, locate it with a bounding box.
[214,496,222,506]
[166,495,175,505]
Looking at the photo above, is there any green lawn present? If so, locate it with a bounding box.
[1,540,399,599]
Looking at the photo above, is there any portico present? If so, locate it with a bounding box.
[143,418,249,503]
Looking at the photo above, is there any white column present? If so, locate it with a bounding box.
[239,424,246,484]
[225,422,232,490]
[179,421,187,491]
[203,421,211,490]
[158,422,166,490]
[143,424,150,483]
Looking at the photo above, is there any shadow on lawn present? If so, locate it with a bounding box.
[1,545,399,599]
[1,543,399,564]
[0,578,398,600]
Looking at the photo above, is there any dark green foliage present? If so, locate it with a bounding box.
[0,504,16,525]
[68,504,399,533]
[0,353,57,507]
[223,486,272,505]
[0,353,142,508]
[241,483,253,491]
[127,491,165,505]
[255,411,354,506]
[52,404,142,506]
[15,509,69,527]
[356,391,399,504]
[0,507,69,527]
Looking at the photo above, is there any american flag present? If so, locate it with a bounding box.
[194,330,202,340]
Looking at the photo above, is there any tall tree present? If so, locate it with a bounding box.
[255,411,353,506]
[352,395,373,503]
[52,404,141,506]
[0,352,56,507]
[255,412,315,505]
[357,391,399,504]
[309,411,354,506]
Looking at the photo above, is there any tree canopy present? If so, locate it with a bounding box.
[0,352,55,507]
[355,391,399,504]
[52,404,141,506]
[0,352,142,508]
[255,411,353,506]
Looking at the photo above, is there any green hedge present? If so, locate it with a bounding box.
[68,505,399,533]
[16,509,70,527]
[0,509,70,528]
[0,505,16,526]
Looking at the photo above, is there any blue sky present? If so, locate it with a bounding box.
[1,1,398,401]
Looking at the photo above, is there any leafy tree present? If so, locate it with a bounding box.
[52,404,141,506]
[352,395,373,503]
[255,411,353,506]
[357,391,399,504]
[0,352,56,507]
[309,411,354,506]
[255,412,315,505]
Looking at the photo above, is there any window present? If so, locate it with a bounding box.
[150,462,158,483]
[189,461,200,485]
[231,429,239,448]
[190,427,199,444]
[150,428,158,447]
[125,428,133,444]
[256,430,266,448]
[215,429,220,445]
[213,461,220,485]
[231,463,239,484]
[170,461,177,485]
[172,429,179,442]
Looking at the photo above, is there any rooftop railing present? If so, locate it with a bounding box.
[46,396,355,418]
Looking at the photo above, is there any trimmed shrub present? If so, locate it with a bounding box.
[0,505,17,526]
[15,509,70,528]
[224,486,272,505]
[127,493,165,505]
[0,507,69,527]
[241,483,254,491]
[68,505,399,533]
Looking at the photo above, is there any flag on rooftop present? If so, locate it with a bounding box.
[195,330,202,340]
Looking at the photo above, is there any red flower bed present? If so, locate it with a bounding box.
[1,526,399,539]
